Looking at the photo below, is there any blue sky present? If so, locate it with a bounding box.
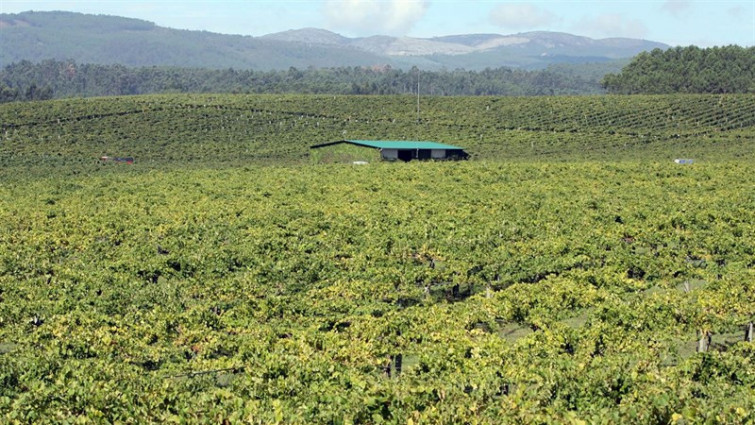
[2,1,753,47]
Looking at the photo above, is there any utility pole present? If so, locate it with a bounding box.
[416,67,420,123]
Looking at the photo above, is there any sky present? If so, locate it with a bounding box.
[2,1,753,47]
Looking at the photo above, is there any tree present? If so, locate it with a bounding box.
[602,45,755,94]
[0,83,19,103]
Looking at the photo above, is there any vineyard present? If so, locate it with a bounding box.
[0,94,754,423]
[1,93,754,172]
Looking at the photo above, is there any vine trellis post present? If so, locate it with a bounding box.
[696,329,711,353]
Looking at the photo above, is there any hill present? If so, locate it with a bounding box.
[0,11,385,70]
[1,93,753,174]
[262,28,667,62]
[0,11,667,70]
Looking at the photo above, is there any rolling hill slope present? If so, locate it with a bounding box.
[0,12,385,70]
[1,93,753,174]
[1,11,667,70]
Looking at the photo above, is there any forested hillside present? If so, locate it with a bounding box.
[3,44,752,102]
[602,46,755,94]
[0,11,662,71]
[0,11,385,70]
[0,60,614,102]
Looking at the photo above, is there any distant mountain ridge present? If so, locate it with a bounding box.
[262,28,666,58]
[0,11,669,70]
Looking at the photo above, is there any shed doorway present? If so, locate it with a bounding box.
[398,150,413,161]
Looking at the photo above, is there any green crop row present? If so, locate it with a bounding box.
[0,94,754,423]
[1,160,754,423]
[1,94,754,177]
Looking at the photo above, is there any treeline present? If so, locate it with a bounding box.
[4,46,752,102]
[0,59,608,102]
[602,45,755,94]
[0,82,53,102]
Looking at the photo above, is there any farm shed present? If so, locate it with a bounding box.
[99,156,134,164]
[310,140,469,163]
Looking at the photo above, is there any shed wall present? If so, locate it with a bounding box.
[381,149,399,160]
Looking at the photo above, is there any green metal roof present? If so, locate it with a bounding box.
[344,140,465,150]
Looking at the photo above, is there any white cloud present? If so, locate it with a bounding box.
[575,13,648,39]
[489,3,556,30]
[323,0,428,36]
[661,0,692,17]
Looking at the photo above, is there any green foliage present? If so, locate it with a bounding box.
[0,60,609,102]
[311,143,381,164]
[603,46,755,94]
[0,94,754,423]
[1,93,753,174]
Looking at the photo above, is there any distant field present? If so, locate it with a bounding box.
[1,93,754,173]
[1,94,753,423]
